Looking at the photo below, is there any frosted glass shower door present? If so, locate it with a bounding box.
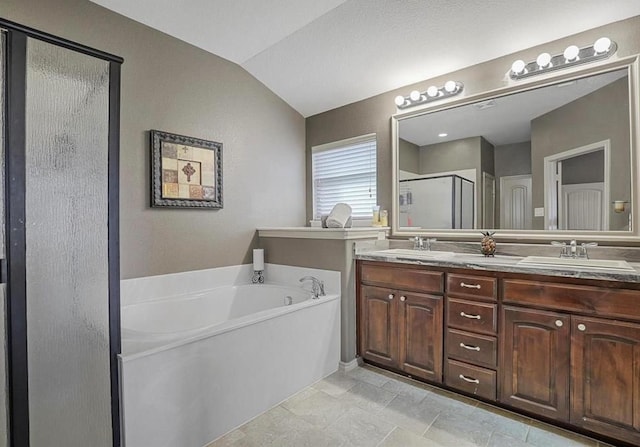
[25,38,112,447]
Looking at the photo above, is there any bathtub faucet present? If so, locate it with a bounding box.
[252,270,264,284]
[299,276,325,299]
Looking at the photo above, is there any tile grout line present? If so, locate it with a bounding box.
[374,425,400,447]
[421,412,440,437]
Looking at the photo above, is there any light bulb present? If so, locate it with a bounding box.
[444,81,457,93]
[563,45,580,61]
[426,86,439,97]
[536,52,552,68]
[394,95,406,107]
[594,37,611,54]
[511,59,526,75]
[409,90,421,101]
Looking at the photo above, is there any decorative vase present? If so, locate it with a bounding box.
[480,231,496,257]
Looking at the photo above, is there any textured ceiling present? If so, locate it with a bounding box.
[90,0,640,117]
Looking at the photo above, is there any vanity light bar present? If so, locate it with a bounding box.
[394,81,464,109]
[510,37,617,80]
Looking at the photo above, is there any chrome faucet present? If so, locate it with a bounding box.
[551,240,598,259]
[299,276,325,299]
[411,236,436,250]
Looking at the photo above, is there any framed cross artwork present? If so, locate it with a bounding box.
[150,130,223,209]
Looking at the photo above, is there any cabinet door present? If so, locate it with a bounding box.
[360,285,398,367]
[501,306,570,420]
[399,292,443,382]
[571,317,640,444]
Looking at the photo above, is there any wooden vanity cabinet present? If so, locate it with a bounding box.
[445,273,499,400]
[570,316,640,445]
[502,279,640,445]
[398,291,443,381]
[358,262,444,382]
[357,260,640,445]
[360,285,398,368]
[500,306,571,420]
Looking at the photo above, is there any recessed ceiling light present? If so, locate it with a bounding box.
[438,133,448,137]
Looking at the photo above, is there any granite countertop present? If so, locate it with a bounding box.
[355,249,640,283]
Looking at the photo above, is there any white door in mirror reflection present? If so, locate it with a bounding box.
[562,184,605,230]
[500,175,532,230]
[545,140,609,231]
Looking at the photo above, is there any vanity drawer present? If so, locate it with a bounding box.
[447,274,497,301]
[360,263,443,294]
[446,359,496,400]
[503,279,640,322]
[448,298,497,335]
[447,328,497,368]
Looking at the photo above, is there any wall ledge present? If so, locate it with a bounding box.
[257,227,389,240]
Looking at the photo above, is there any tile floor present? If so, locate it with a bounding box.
[208,365,614,447]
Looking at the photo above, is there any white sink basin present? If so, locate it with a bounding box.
[376,249,455,259]
[517,256,635,272]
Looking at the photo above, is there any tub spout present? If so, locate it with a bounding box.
[299,276,325,299]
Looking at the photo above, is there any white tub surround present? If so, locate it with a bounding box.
[257,226,387,365]
[119,264,340,447]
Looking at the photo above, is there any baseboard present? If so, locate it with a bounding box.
[338,358,361,372]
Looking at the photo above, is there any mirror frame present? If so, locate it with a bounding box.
[391,54,640,243]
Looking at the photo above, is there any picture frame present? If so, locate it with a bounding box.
[150,129,223,209]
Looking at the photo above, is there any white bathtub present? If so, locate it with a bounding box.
[122,284,315,346]
[119,264,341,447]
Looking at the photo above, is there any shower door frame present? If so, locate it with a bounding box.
[1,18,123,447]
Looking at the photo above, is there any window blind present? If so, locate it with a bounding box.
[312,135,377,219]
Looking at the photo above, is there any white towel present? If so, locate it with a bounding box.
[322,214,352,228]
[326,203,352,228]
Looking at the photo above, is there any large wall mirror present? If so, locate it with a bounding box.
[392,57,640,241]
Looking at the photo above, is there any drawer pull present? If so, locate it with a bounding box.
[460,282,481,289]
[555,320,563,327]
[578,323,586,331]
[460,311,481,320]
[458,374,480,384]
[388,294,394,300]
[459,342,480,351]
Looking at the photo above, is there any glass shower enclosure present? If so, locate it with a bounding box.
[399,174,475,229]
[1,21,122,447]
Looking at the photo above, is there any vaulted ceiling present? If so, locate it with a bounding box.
[90,0,640,117]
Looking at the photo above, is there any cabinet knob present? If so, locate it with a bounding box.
[400,296,406,302]
[388,294,394,300]
[555,320,563,327]
[578,323,586,331]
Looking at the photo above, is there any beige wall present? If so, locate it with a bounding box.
[305,15,640,239]
[418,136,481,175]
[4,0,306,278]
[398,138,419,173]
[531,77,630,230]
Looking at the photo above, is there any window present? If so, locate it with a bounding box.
[312,134,377,219]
